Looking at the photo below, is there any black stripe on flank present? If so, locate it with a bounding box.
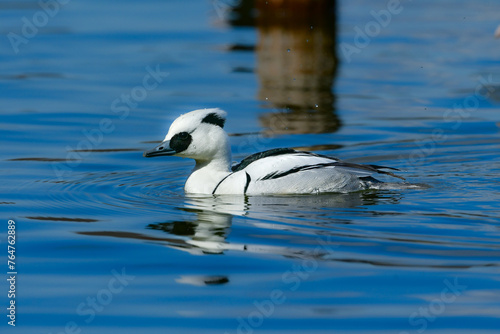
[334,162,405,180]
[232,148,297,172]
[244,172,251,194]
[212,172,252,194]
[260,163,338,180]
[202,113,225,128]
[212,173,232,195]
[260,161,405,181]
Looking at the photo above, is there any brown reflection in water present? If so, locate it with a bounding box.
[255,0,339,135]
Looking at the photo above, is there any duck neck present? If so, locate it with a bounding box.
[194,138,232,172]
[185,144,232,194]
[194,157,231,173]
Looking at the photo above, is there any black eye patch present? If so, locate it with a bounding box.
[169,132,192,153]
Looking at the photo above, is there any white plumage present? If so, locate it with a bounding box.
[144,108,405,195]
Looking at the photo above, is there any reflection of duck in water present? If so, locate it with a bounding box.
[147,206,234,255]
[146,191,380,256]
[77,191,405,282]
[144,108,406,195]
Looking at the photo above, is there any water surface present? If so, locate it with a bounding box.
[1,0,500,333]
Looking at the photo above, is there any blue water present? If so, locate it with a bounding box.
[2,0,500,333]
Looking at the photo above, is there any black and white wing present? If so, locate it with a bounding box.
[213,148,404,195]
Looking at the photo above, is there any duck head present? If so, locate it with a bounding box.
[143,108,230,163]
